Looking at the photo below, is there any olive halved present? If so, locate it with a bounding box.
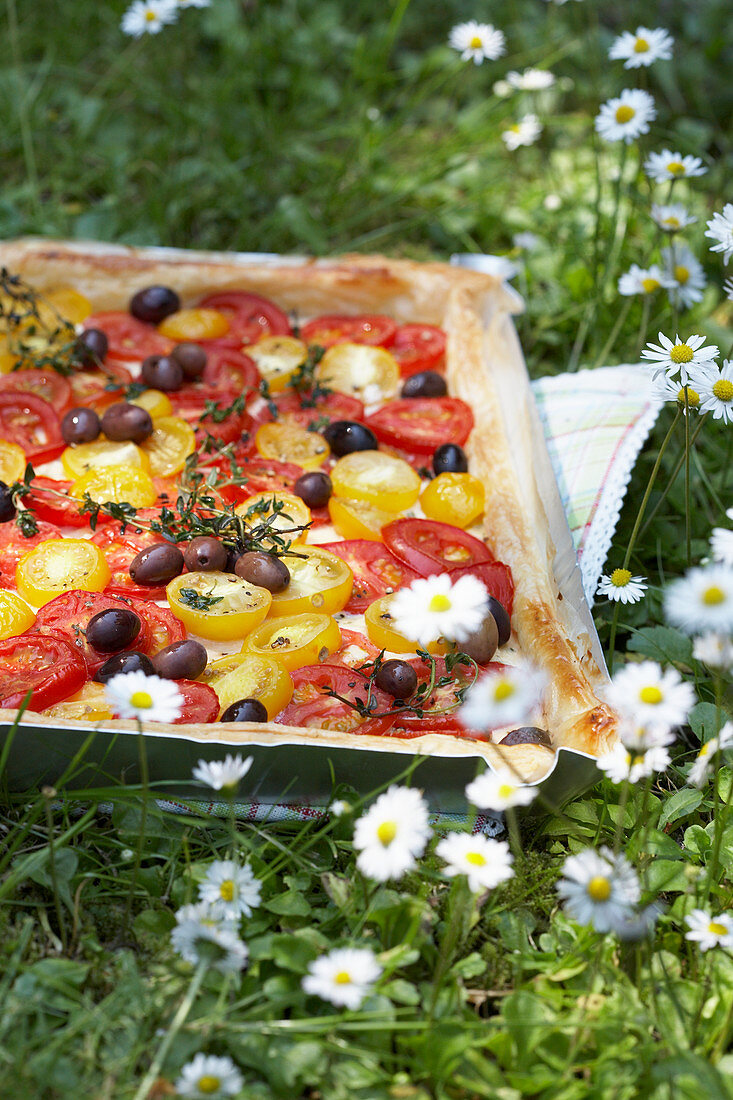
[294,470,332,509]
[141,354,184,392]
[374,659,418,700]
[432,442,468,475]
[234,551,290,593]
[0,481,16,524]
[86,608,142,653]
[61,406,101,445]
[171,342,207,378]
[401,371,447,398]
[129,285,180,324]
[129,543,185,586]
[322,420,378,456]
[152,639,208,681]
[94,651,155,683]
[220,698,269,723]
[101,402,154,444]
[184,536,228,573]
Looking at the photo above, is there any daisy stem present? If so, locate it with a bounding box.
[606,599,621,677]
[428,877,472,1018]
[505,808,522,857]
[637,414,708,540]
[702,674,729,901]
[685,388,692,565]
[122,719,150,938]
[592,298,632,369]
[132,960,207,1100]
[622,408,681,571]
[633,295,652,360]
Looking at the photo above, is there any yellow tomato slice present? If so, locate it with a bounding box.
[365,594,448,656]
[62,439,150,479]
[241,612,341,671]
[235,491,311,549]
[206,653,293,719]
[42,682,114,722]
[330,451,420,511]
[248,335,308,393]
[16,539,111,606]
[269,546,353,617]
[315,343,400,402]
[71,464,158,508]
[129,389,173,419]
[167,571,272,641]
[158,308,230,341]
[35,287,92,328]
[420,472,485,529]
[139,416,195,477]
[327,496,396,541]
[0,589,35,639]
[0,440,27,484]
[255,422,329,471]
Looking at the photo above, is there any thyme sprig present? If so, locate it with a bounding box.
[0,268,79,376]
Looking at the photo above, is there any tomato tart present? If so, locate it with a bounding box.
[0,240,617,787]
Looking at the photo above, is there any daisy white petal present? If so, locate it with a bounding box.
[192,753,253,792]
[121,0,178,36]
[725,277,733,300]
[390,572,489,647]
[171,902,249,975]
[603,660,695,733]
[644,150,707,183]
[617,264,673,298]
[458,663,546,732]
[502,114,542,150]
[104,670,183,723]
[652,375,702,414]
[711,519,733,565]
[693,632,733,668]
[617,718,676,751]
[436,833,514,894]
[685,909,733,951]
[608,27,673,68]
[506,68,555,91]
[176,0,210,7]
[198,859,262,920]
[651,203,697,233]
[697,360,733,424]
[596,569,647,603]
[302,947,381,1009]
[660,245,707,309]
[353,785,431,882]
[465,768,538,811]
[557,846,640,933]
[513,231,541,251]
[176,1053,243,1099]
[665,565,733,635]
[595,742,671,784]
[640,331,719,386]
[687,723,733,787]
[448,21,506,64]
[705,204,733,264]
[595,89,655,144]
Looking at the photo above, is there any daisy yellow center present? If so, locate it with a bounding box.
[197,1077,222,1094]
[498,783,515,799]
[674,265,690,284]
[678,388,700,407]
[615,105,635,124]
[145,9,157,20]
[712,379,733,402]
[699,742,711,757]
[334,970,352,984]
[465,851,487,866]
[470,35,483,48]
[130,690,153,709]
[377,820,397,845]
[494,680,515,702]
[702,586,725,606]
[510,124,521,134]
[670,343,693,364]
[708,921,727,936]
[664,216,680,229]
[587,876,612,902]
[639,686,663,705]
[633,37,650,52]
[667,161,685,175]
[219,879,235,902]
[610,568,632,587]
[632,754,645,766]
[429,594,452,612]
[642,277,660,293]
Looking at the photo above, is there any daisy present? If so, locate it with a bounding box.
[192,753,253,794]
[436,833,514,894]
[353,785,431,882]
[617,717,676,751]
[450,253,519,281]
[604,660,695,733]
[640,331,719,386]
[697,360,733,424]
[661,245,707,309]
[104,670,182,723]
[198,860,262,920]
[617,264,673,298]
[665,564,733,635]
[121,0,178,37]
[176,1053,243,1099]
[502,114,542,151]
[171,902,249,975]
[465,767,538,811]
[705,204,733,264]
[595,89,656,144]
[506,68,555,91]
[685,909,733,951]
[459,663,546,732]
[644,150,707,183]
[556,846,641,934]
[390,572,489,647]
[448,21,506,65]
[725,277,733,301]
[652,375,702,414]
[302,947,381,1009]
[687,723,733,787]
[711,510,733,564]
[693,632,733,668]
[513,231,541,251]
[651,203,697,233]
[608,27,673,68]
[596,569,647,603]
[595,741,671,784]
[329,799,351,817]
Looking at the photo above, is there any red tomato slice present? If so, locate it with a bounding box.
[365,397,473,454]
[0,518,64,588]
[203,348,260,393]
[208,455,303,499]
[32,590,154,675]
[169,383,249,446]
[450,561,515,618]
[383,518,494,576]
[391,324,446,377]
[131,598,185,654]
[259,389,366,431]
[172,680,220,723]
[0,635,87,711]
[0,370,73,415]
[91,525,169,601]
[319,539,421,614]
[69,365,134,412]
[330,628,382,668]
[300,314,397,349]
[198,291,291,346]
[84,312,174,364]
[274,664,398,736]
[0,391,64,464]
[22,477,88,529]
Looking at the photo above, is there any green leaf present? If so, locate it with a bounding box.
[133,908,176,937]
[683,823,712,856]
[645,858,689,894]
[264,889,311,917]
[382,978,420,1004]
[24,847,78,913]
[658,788,704,830]
[689,701,724,743]
[627,626,694,666]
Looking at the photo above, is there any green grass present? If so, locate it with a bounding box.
[1,0,733,1096]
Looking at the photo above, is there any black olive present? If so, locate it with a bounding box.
[459,613,499,665]
[152,639,208,681]
[322,420,378,456]
[171,342,207,378]
[432,443,468,475]
[184,536,228,573]
[129,543,185,586]
[101,402,153,444]
[294,470,332,509]
[220,698,269,723]
[374,659,418,700]
[94,650,155,683]
[140,354,184,392]
[129,285,180,324]
[500,726,552,749]
[487,596,511,646]
[234,551,290,593]
[75,328,108,366]
[86,608,142,653]
[0,481,16,524]
[61,406,101,445]
[401,371,447,398]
